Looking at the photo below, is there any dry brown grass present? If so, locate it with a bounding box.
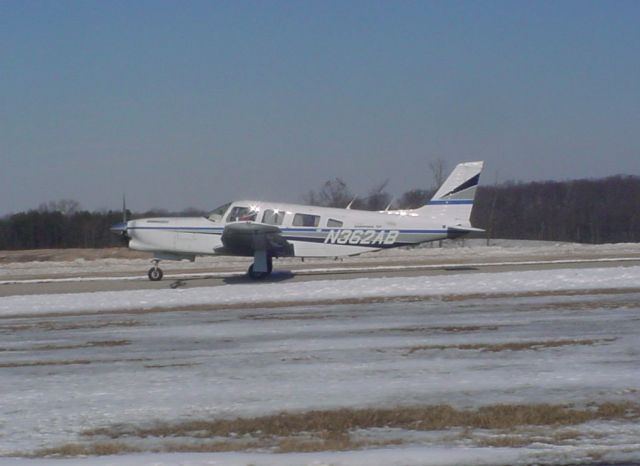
[1,340,129,353]
[26,401,639,457]
[536,299,635,311]
[406,338,615,355]
[595,401,640,418]
[363,325,500,335]
[144,363,199,369]
[426,325,500,333]
[440,288,640,302]
[476,434,534,448]
[84,402,639,440]
[28,435,404,457]
[160,440,262,453]
[30,442,143,457]
[240,313,329,321]
[0,356,150,369]
[0,359,94,368]
[34,340,131,351]
[0,320,140,334]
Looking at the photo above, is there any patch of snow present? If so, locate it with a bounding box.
[0,447,529,466]
[1,266,640,317]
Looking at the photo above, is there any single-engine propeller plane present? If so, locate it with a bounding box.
[111,161,484,280]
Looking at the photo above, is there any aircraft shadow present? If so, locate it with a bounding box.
[164,271,296,288]
[442,266,479,272]
[222,271,296,285]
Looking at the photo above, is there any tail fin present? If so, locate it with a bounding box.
[415,161,484,228]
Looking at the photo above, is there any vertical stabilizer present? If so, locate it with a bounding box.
[415,161,484,228]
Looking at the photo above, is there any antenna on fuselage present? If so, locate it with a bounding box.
[383,199,394,211]
[346,197,357,210]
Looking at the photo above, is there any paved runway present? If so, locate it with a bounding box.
[2,255,639,297]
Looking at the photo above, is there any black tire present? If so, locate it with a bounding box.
[247,264,268,280]
[148,267,163,281]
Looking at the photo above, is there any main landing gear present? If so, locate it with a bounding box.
[147,256,273,282]
[247,255,273,280]
[148,259,163,281]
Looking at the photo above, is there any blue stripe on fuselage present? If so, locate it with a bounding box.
[129,226,448,234]
[128,226,224,231]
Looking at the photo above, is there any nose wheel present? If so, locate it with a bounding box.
[148,260,163,281]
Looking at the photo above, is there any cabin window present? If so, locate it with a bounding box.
[262,209,285,226]
[226,206,257,222]
[327,218,343,228]
[293,213,320,227]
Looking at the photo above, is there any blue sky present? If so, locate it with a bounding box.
[1,0,639,214]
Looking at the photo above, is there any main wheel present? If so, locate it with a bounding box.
[148,267,163,281]
[247,264,268,280]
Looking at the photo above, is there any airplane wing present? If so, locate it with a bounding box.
[219,222,294,258]
[447,226,485,239]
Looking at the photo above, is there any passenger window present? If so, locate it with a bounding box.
[226,206,257,222]
[327,218,343,228]
[293,213,320,227]
[262,209,285,226]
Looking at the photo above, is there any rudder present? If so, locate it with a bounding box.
[415,161,484,228]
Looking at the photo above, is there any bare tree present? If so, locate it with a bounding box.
[38,199,81,216]
[353,179,392,211]
[429,158,447,189]
[396,188,433,209]
[303,178,353,208]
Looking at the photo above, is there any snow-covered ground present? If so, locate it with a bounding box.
[1,259,640,465]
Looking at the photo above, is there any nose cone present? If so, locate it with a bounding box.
[110,221,132,243]
[110,222,128,234]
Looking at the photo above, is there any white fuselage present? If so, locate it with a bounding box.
[126,200,455,260]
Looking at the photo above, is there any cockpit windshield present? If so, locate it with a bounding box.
[207,202,231,222]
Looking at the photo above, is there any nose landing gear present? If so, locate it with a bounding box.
[247,255,273,280]
[148,259,164,281]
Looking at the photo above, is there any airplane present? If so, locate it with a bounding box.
[111,161,484,281]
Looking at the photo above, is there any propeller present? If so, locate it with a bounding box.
[122,193,127,225]
[110,194,130,244]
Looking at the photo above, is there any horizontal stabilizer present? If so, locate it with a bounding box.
[448,226,485,233]
[447,226,485,239]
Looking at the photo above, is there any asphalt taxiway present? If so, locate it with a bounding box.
[2,255,639,297]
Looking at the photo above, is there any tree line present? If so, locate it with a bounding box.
[0,200,207,250]
[1,174,639,250]
[471,175,640,244]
